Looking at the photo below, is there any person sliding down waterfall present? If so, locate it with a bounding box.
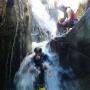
[30,47,52,90]
[58,6,78,31]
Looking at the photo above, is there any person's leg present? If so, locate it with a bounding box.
[38,70,45,87]
[34,77,38,90]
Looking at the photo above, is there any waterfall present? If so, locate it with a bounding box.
[14,0,80,90]
[14,36,67,90]
[14,41,80,90]
[30,0,57,39]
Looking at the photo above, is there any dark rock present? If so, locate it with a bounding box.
[0,0,32,89]
[50,37,69,68]
[50,7,90,77]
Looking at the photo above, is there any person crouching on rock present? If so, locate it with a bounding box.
[61,6,78,29]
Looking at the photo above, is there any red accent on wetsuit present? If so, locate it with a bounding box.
[69,10,77,20]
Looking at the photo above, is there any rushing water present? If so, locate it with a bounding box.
[14,41,80,90]
[30,0,57,39]
[14,0,80,90]
[14,41,61,90]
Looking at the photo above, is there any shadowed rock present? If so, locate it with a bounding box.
[0,0,32,89]
[50,7,90,77]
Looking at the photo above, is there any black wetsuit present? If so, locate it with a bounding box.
[32,53,48,89]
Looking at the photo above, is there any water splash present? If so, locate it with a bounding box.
[14,0,81,90]
[15,40,79,90]
[30,0,57,38]
[14,41,61,90]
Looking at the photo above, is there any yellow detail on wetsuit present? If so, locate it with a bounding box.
[39,87,46,90]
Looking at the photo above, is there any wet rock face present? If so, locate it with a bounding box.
[50,7,90,77]
[0,0,32,89]
[67,7,90,77]
[50,37,70,68]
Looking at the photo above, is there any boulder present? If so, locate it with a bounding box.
[50,7,90,77]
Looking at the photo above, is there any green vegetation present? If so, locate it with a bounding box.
[76,4,85,20]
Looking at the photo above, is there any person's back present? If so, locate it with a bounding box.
[66,7,77,21]
[61,7,78,29]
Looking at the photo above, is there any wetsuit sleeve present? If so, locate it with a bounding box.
[44,54,53,65]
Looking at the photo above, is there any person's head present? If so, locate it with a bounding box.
[34,47,42,55]
[59,5,67,11]
[66,7,72,11]
[34,47,42,60]
[66,7,73,17]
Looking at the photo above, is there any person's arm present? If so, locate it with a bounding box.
[42,54,51,69]
[29,64,41,75]
[43,61,53,77]
[45,54,53,65]
[28,58,39,74]
[66,8,72,20]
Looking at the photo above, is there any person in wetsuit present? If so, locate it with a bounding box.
[61,7,78,29]
[57,5,78,32]
[32,47,50,90]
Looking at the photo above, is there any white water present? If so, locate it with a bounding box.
[14,0,80,90]
[30,0,57,38]
[14,41,80,90]
[14,41,61,90]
